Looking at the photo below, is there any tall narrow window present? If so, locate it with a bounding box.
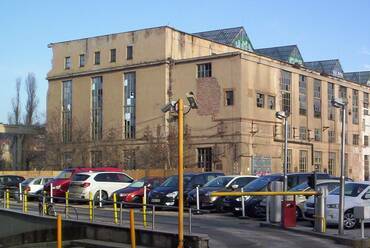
[256,93,265,108]
[328,83,335,120]
[287,149,292,173]
[365,155,369,181]
[339,86,347,122]
[364,92,369,116]
[352,89,359,124]
[225,90,234,106]
[353,134,359,145]
[62,80,72,143]
[328,130,336,143]
[79,54,85,67]
[198,147,213,172]
[65,57,71,70]
[328,152,336,175]
[124,72,136,139]
[92,76,103,140]
[110,49,116,63]
[365,135,369,147]
[268,95,275,110]
[299,150,308,172]
[344,153,349,177]
[299,75,307,115]
[313,79,321,118]
[197,63,212,78]
[127,45,133,60]
[94,51,100,65]
[314,128,322,141]
[299,126,307,140]
[280,70,291,113]
[314,151,322,172]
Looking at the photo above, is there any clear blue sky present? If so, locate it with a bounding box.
[0,0,369,123]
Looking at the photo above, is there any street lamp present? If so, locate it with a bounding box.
[161,92,198,248]
[331,98,347,235]
[276,110,289,193]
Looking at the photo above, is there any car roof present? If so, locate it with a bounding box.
[75,171,126,176]
[347,181,370,185]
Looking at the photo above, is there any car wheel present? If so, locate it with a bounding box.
[94,191,108,205]
[343,210,357,229]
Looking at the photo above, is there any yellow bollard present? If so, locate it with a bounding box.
[143,186,147,228]
[24,190,28,213]
[65,191,69,218]
[6,189,9,209]
[43,191,47,215]
[89,192,93,222]
[130,209,136,248]
[57,214,62,248]
[113,193,118,224]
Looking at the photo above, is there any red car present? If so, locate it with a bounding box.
[114,177,165,203]
[44,167,121,198]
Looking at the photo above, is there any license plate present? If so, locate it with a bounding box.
[151,199,161,203]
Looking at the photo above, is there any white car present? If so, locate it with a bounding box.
[68,172,134,201]
[305,181,370,229]
[22,177,54,197]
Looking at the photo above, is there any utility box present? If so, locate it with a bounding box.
[281,201,296,228]
[354,206,370,219]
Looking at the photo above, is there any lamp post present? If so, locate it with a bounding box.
[162,92,198,248]
[276,111,289,192]
[331,98,346,235]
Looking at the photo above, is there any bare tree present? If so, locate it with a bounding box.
[8,78,22,125]
[24,73,38,126]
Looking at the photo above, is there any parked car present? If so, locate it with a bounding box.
[305,182,370,229]
[0,175,25,198]
[113,177,166,204]
[188,175,258,210]
[228,172,332,217]
[148,172,224,207]
[68,172,134,202]
[44,167,121,198]
[22,177,54,198]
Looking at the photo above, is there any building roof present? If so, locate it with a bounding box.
[344,71,370,85]
[193,27,254,51]
[255,45,304,65]
[304,59,344,78]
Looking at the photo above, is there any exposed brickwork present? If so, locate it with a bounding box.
[196,77,221,116]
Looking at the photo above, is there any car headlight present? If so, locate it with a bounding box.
[210,196,218,202]
[236,196,250,202]
[166,191,178,198]
[54,185,61,190]
[327,204,339,209]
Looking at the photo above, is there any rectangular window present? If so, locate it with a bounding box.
[365,155,369,181]
[339,86,347,123]
[328,83,335,120]
[299,75,307,115]
[280,70,291,113]
[328,130,335,143]
[256,93,265,108]
[62,80,72,143]
[329,152,336,176]
[353,134,359,145]
[299,126,307,140]
[314,79,321,118]
[127,45,133,60]
[124,72,136,139]
[314,151,322,172]
[352,89,359,124]
[197,63,212,78]
[92,76,103,140]
[94,51,100,65]
[287,149,292,173]
[225,90,234,106]
[364,92,369,116]
[198,147,213,172]
[299,150,308,172]
[91,151,102,168]
[314,128,322,141]
[65,56,71,70]
[365,135,369,147]
[344,153,349,177]
[268,95,275,110]
[110,49,116,63]
[79,54,85,67]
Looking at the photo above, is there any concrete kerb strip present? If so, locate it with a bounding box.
[260,222,370,247]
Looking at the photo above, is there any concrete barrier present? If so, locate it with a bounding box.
[0,209,209,248]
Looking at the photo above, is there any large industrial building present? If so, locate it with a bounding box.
[46,26,370,180]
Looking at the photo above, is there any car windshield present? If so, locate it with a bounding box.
[330,183,369,197]
[55,170,73,179]
[289,182,309,192]
[161,175,192,187]
[204,176,233,187]
[129,180,145,188]
[242,175,281,192]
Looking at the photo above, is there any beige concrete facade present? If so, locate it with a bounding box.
[47,26,370,180]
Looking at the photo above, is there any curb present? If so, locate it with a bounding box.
[260,222,370,247]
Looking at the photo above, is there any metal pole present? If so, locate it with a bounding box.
[19,183,22,202]
[99,189,102,208]
[65,191,69,219]
[339,106,346,235]
[266,196,270,223]
[283,117,288,193]
[361,220,365,239]
[50,183,53,204]
[130,209,136,248]
[143,186,147,227]
[113,193,118,224]
[57,214,62,248]
[89,192,93,222]
[189,208,192,234]
[152,205,155,230]
[196,186,200,211]
[120,202,123,225]
[177,99,184,248]
[241,188,245,217]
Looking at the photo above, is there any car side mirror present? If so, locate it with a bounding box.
[231,184,239,190]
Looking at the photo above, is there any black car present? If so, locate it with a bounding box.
[148,172,224,207]
[0,175,25,198]
[188,175,258,210]
[228,172,332,217]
